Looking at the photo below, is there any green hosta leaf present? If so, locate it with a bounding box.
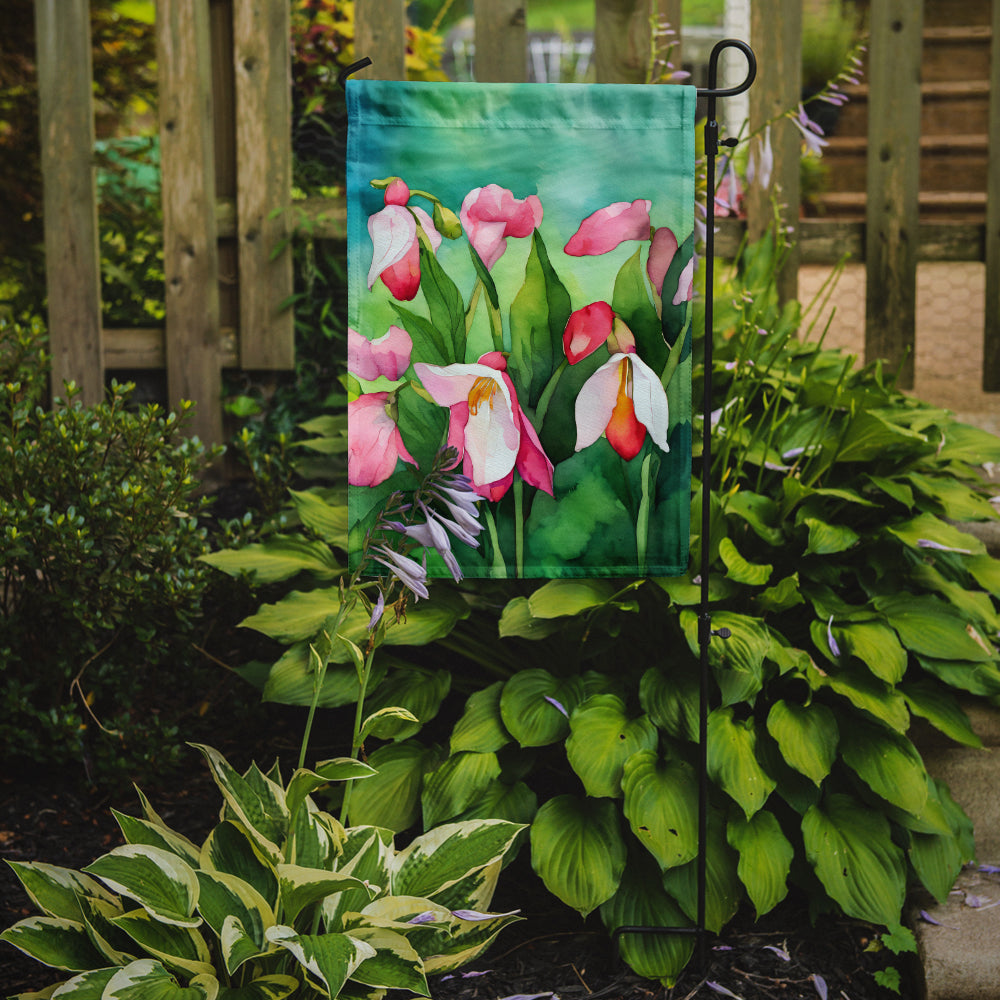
[909,826,966,905]
[4,862,118,922]
[530,795,626,917]
[112,812,201,868]
[111,908,214,978]
[103,959,218,999]
[288,488,349,546]
[191,746,287,863]
[285,759,376,822]
[901,680,982,748]
[200,822,278,911]
[885,512,985,556]
[347,740,442,832]
[803,517,859,556]
[265,926,375,998]
[499,670,584,747]
[875,594,995,662]
[566,695,658,798]
[719,536,773,585]
[756,573,805,614]
[200,535,342,584]
[639,664,699,742]
[450,682,511,754]
[621,751,698,871]
[765,700,838,786]
[911,562,1000,633]
[810,661,910,732]
[362,667,451,740]
[599,853,694,987]
[421,751,502,828]
[497,596,564,639]
[916,655,1000,697]
[661,811,741,933]
[839,718,929,816]
[346,926,428,994]
[966,553,1000,597]
[680,610,770,706]
[527,579,619,618]
[727,811,793,918]
[802,794,906,926]
[393,820,524,901]
[216,975,299,1000]
[0,916,107,971]
[453,779,538,827]
[836,621,907,684]
[195,871,273,974]
[84,846,200,928]
[835,409,927,462]
[707,708,776,819]
[260,644,384,709]
[724,490,784,545]
[655,572,737,606]
[908,472,999,521]
[360,706,421,742]
[277,865,374,925]
[935,421,1000,464]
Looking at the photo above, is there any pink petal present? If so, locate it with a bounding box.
[564,199,652,256]
[348,393,416,487]
[349,325,413,381]
[384,177,410,206]
[367,204,416,289]
[646,227,678,296]
[380,238,421,301]
[672,257,695,306]
[563,301,615,364]
[499,370,554,496]
[461,184,542,270]
[411,205,443,254]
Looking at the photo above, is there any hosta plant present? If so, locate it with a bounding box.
[1,744,523,999]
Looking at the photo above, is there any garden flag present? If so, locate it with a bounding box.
[347,80,696,579]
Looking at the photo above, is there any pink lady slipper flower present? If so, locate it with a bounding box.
[348,325,412,381]
[575,351,670,462]
[562,301,636,365]
[460,184,543,270]
[367,179,443,301]
[348,392,417,487]
[413,352,554,501]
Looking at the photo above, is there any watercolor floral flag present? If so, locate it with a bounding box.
[347,80,696,578]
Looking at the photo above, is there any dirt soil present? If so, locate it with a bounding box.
[1,745,913,1000]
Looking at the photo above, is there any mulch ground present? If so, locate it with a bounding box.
[1,741,914,1000]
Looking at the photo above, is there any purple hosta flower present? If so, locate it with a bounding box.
[367,590,385,630]
[371,545,429,600]
[827,616,842,658]
[407,911,438,925]
[811,974,828,1000]
[919,909,958,929]
[544,695,569,718]
[979,864,1000,874]
[496,994,557,1000]
[398,510,464,582]
[917,538,973,555]
[792,104,829,156]
[746,125,774,190]
[763,944,791,962]
[706,982,742,999]
[451,908,521,921]
[441,970,493,981]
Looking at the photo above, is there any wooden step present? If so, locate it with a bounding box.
[922,0,992,28]
[922,25,993,83]
[813,190,987,222]
[822,134,989,193]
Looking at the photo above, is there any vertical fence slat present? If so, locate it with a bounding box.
[594,0,663,84]
[157,0,222,444]
[864,0,923,389]
[474,0,526,82]
[983,0,1000,390]
[354,0,406,80]
[34,0,103,405]
[233,0,294,369]
[747,0,801,304]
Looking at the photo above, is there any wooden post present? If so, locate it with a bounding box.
[983,0,1000,390]
[354,0,407,80]
[747,0,801,305]
[233,0,294,369]
[864,0,923,389]
[157,0,223,444]
[34,0,104,405]
[594,0,674,84]
[474,0,526,83]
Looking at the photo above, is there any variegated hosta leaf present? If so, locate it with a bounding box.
[424,859,501,915]
[277,865,375,925]
[362,667,452,741]
[4,861,118,922]
[450,681,511,754]
[599,853,694,987]
[191,745,288,863]
[112,811,202,868]
[200,822,279,910]
[214,974,300,1000]
[0,916,107,971]
[706,707,776,819]
[621,751,699,871]
[83,846,200,928]
[391,820,524,901]
[838,718,929,817]
[285,760,375,824]
[345,926,429,995]
[422,907,522,975]
[347,740,443,832]
[265,926,375,998]
[195,871,274,974]
[499,669,585,747]
[529,795,626,917]
[77,894,136,966]
[288,802,344,870]
[726,810,793,917]
[110,907,214,978]
[323,829,393,931]
[765,700,838,786]
[421,751,502,828]
[566,695,658,798]
[101,958,218,999]
[45,966,117,997]
[661,811,742,934]
[802,793,906,926]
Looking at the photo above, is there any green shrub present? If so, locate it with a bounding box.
[0,317,221,783]
[1,743,524,997]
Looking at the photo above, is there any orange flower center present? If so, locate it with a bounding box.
[468,376,498,416]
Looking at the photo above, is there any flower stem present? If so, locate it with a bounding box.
[483,507,508,579]
[637,451,653,574]
[298,603,352,771]
[514,477,525,578]
[340,645,376,826]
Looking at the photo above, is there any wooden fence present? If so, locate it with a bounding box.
[33,0,1000,445]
